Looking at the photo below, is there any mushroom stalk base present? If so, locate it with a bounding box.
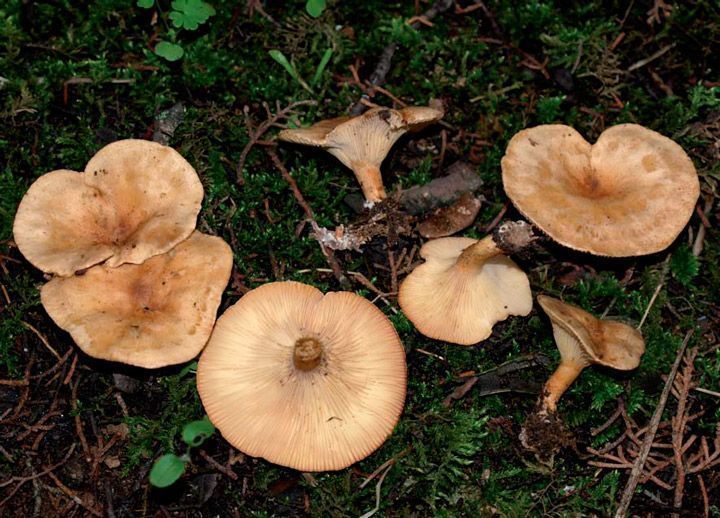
[294,337,323,372]
[540,361,586,413]
[353,163,387,203]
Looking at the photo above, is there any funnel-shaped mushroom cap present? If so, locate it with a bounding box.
[502,124,699,256]
[398,237,532,345]
[197,281,406,472]
[278,106,443,161]
[40,232,232,368]
[537,295,645,370]
[278,106,443,202]
[14,139,203,276]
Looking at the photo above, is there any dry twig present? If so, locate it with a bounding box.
[237,100,317,184]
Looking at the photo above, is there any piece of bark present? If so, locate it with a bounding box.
[401,161,482,215]
[112,373,142,394]
[418,192,482,238]
[345,161,483,214]
[443,354,550,407]
[152,103,185,146]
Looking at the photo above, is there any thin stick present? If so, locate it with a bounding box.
[268,150,350,289]
[627,43,676,72]
[637,256,671,330]
[358,448,411,489]
[349,0,453,115]
[21,321,61,360]
[614,330,693,518]
[236,100,316,183]
[199,450,238,480]
[694,387,720,398]
[358,464,393,518]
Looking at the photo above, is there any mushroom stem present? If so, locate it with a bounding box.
[294,337,324,372]
[456,220,537,269]
[352,163,387,203]
[540,361,586,414]
[456,235,501,268]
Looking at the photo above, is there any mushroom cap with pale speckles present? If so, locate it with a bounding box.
[41,232,233,369]
[502,124,699,257]
[197,281,407,472]
[13,139,203,276]
[398,237,532,345]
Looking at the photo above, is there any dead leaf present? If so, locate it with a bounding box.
[418,193,482,238]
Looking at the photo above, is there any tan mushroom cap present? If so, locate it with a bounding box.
[502,124,699,256]
[398,237,532,345]
[537,295,645,370]
[278,106,443,202]
[13,139,203,276]
[197,281,407,472]
[41,232,233,369]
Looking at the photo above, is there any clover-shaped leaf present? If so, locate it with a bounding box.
[155,41,184,61]
[149,454,187,488]
[169,0,216,30]
[182,416,215,447]
[306,0,326,18]
[137,0,154,8]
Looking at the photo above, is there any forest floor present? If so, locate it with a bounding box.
[1,0,720,516]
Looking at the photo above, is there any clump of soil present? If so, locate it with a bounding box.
[519,411,575,462]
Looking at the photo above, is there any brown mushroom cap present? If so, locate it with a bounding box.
[40,231,233,369]
[502,124,699,256]
[13,139,203,276]
[197,281,407,472]
[398,237,532,345]
[278,106,443,202]
[537,295,645,370]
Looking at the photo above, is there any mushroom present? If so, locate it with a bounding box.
[40,231,233,369]
[197,281,407,472]
[536,295,645,413]
[398,221,534,345]
[501,124,699,256]
[13,139,203,276]
[278,106,443,204]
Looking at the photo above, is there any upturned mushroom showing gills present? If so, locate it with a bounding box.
[41,232,233,369]
[278,106,443,204]
[197,281,407,472]
[501,124,699,257]
[536,295,645,413]
[13,139,203,276]
[398,221,534,345]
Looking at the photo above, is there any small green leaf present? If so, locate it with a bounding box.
[305,0,326,18]
[149,454,187,488]
[182,416,215,447]
[268,50,314,93]
[311,48,333,86]
[155,41,184,61]
[179,361,198,377]
[137,0,154,8]
[269,50,297,79]
[671,244,699,286]
[169,0,216,30]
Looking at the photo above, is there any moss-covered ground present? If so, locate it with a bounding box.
[1,0,719,515]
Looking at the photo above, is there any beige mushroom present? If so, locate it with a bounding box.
[13,139,203,276]
[398,221,534,345]
[197,281,407,472]
[502,124,699,256]
[278,106,443,204]
[41,232,233,369]
[536,295,645,413]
